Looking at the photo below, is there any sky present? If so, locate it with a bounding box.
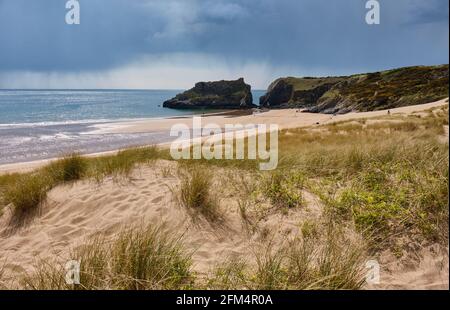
[0,0,448,89]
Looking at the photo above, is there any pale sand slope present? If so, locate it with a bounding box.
[0,98,448,175]
[373,245,449,290]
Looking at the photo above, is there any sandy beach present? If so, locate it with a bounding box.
[1,98,448,175]
[91,98,450,134]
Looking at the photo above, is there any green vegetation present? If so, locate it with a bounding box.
[289,108,448,247]
[337,65,449,112]
[88,146,164,181]
[261,170,304,209]
[44,153,88,183]
[178,166,222,222]
[3,172,51,217]
[23,224,192,290]
[327,155,448,246]
[207,219,366,290]
[282,76,345,92]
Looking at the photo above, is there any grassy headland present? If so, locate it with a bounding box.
[260,65,449,114]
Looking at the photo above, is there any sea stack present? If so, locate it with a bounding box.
[163,78,255,109]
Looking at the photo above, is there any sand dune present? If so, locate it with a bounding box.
[1,160,448,289]
[0,161,323,285]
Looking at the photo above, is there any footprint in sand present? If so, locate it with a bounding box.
[70,216,86,225]
[151,196,164,204]
[48,226,76,238]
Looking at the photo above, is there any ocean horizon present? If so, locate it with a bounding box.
[0,89,265,165]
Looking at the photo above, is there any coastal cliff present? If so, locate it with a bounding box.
[260,65,449,114]
[163,78,255,109]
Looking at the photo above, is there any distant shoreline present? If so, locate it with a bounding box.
[0,98,447,175]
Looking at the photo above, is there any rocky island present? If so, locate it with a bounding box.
[260,65,449,114]
[163,78,255,109]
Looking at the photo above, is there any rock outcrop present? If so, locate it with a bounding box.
[259,77,344,108]
[163,78,255,109]
[260,65,449,114]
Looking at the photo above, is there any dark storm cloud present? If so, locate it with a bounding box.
[405,0,449,25]
[0,0,448,74]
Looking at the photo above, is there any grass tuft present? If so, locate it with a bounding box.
[89,146,164,181]
[44,154,88,183]
[23,224,192,290]
[207,219,367,290]
[3,173,51,216]
[261,170,304,209]
[178,166,221,222]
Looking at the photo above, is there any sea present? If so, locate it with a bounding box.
[0,89,266,165]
